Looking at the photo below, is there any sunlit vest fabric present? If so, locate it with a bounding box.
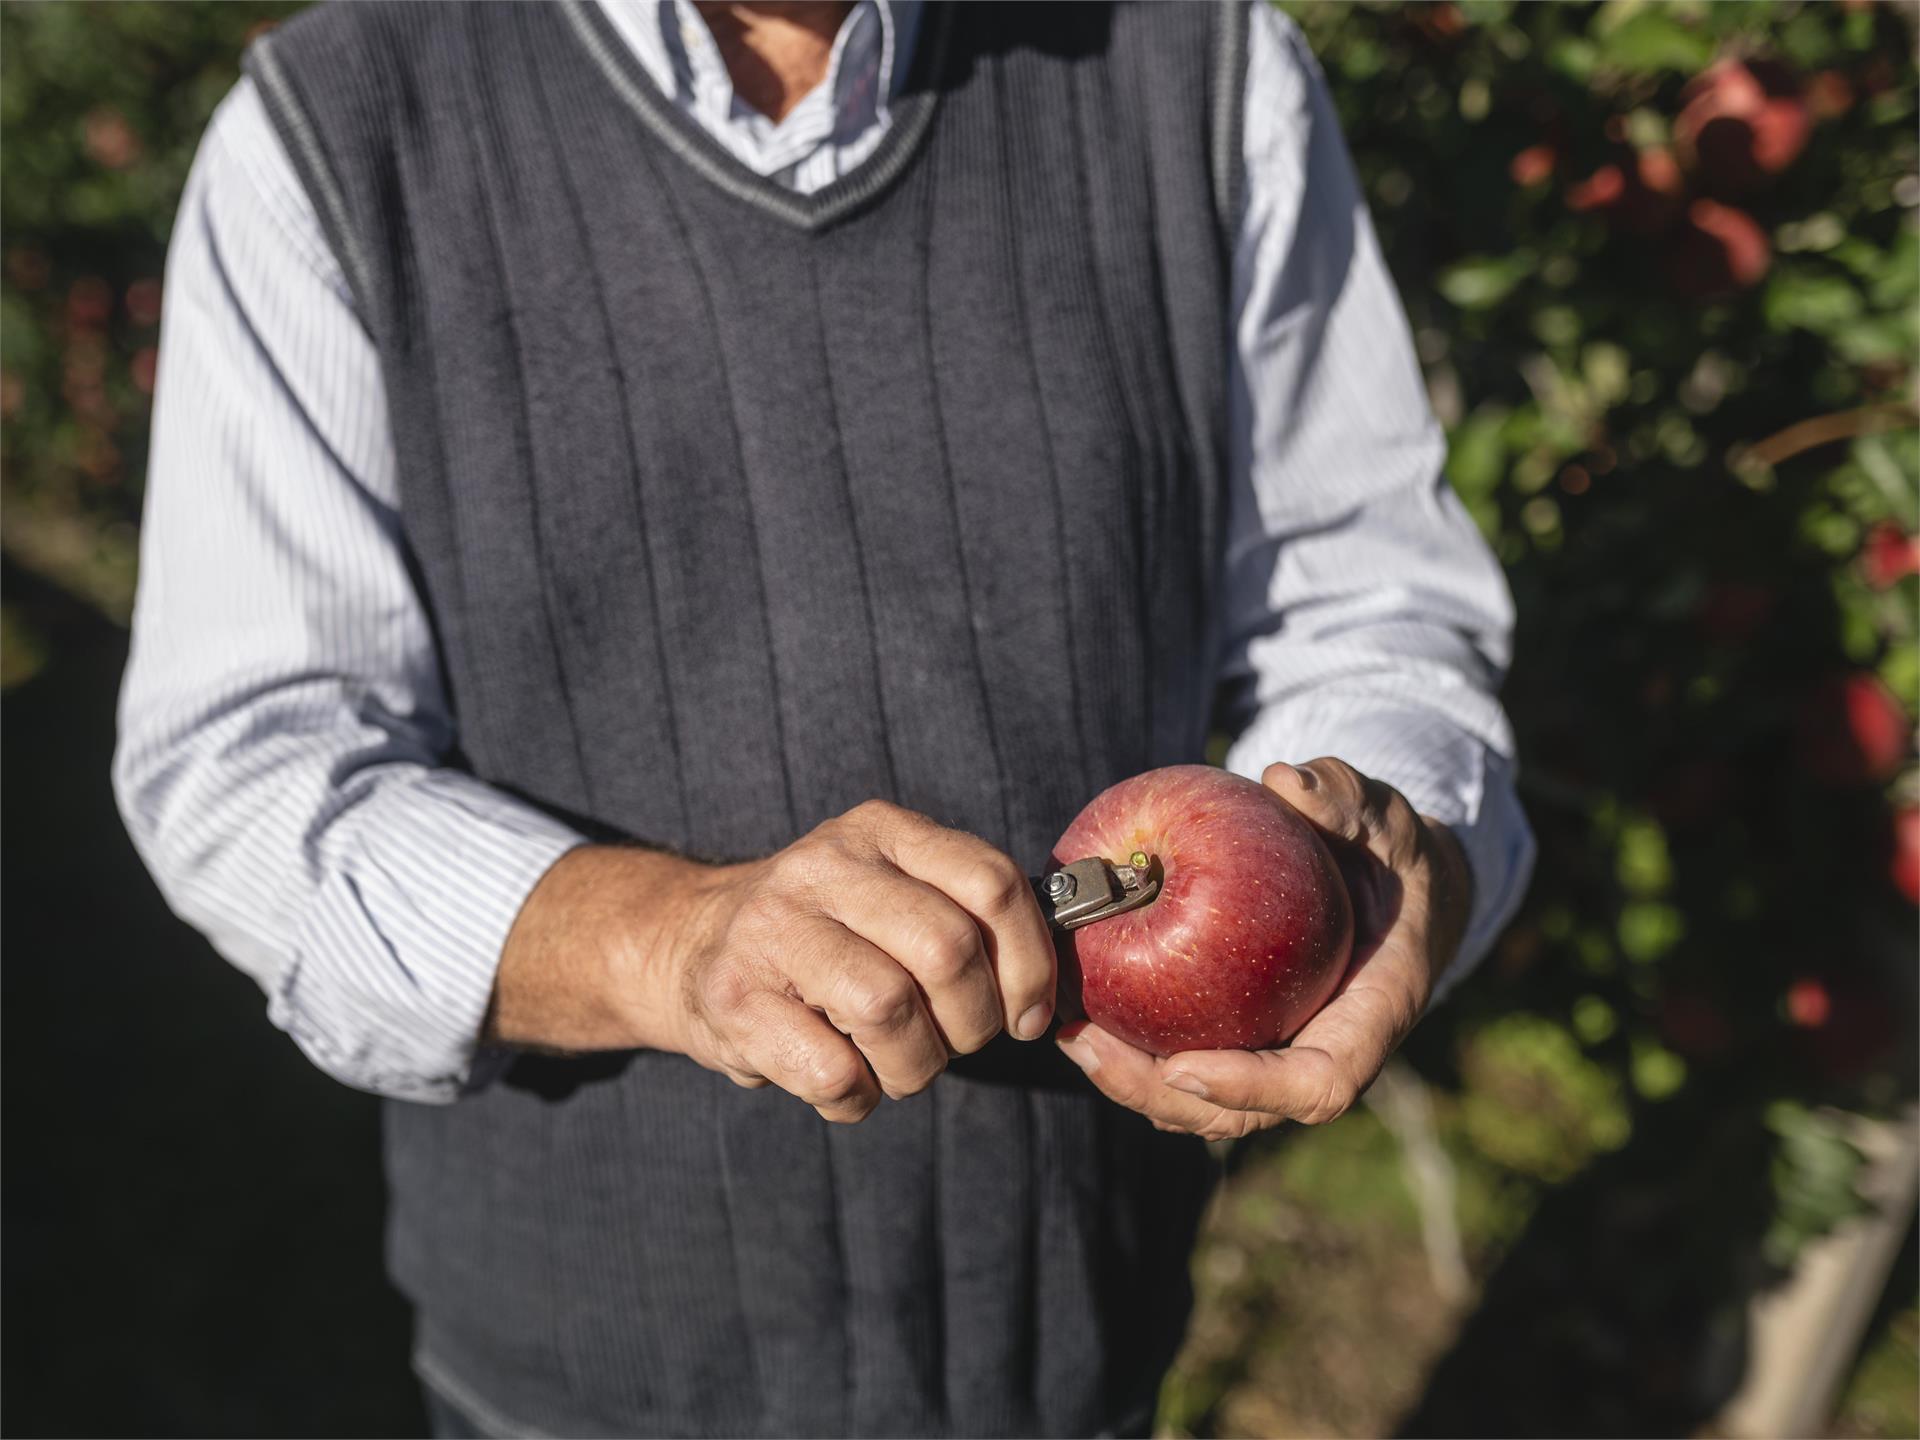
[248,3,1245,1433]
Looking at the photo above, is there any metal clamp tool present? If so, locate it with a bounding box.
[1032,851,1161,931]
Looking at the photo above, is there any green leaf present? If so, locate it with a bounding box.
[1337,37,1384,81]
[1458,0,1516,23]
[1880,638,1919,709]
[1616,816,1673,896]
[1832,315,1917,366]
[1854,435,1920,516]
[1630,1038,1687,1102]
[1599,10,1713,72]
[1572,994,1618,1045]
[1764,269,1866,336]
[1439,254,1533,310]
[1618,902,1685,962]
[1548,36,1599,81]
[1779,8,1839,68]
[1532,305,1582,349]
[1447,406,1512,503]
[1764,1103,1872,1268]
[1869,228,1920,310]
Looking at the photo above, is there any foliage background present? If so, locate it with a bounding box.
[2,1,1915,1435]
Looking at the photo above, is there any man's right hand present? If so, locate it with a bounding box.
[490,800,1058,1123]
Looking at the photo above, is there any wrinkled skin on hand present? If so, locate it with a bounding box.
[1055,758,1471,1141]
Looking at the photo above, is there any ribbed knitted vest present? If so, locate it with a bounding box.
[247,4,1247,1435]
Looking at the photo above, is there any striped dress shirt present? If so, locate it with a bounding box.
[114,0,1534,1102]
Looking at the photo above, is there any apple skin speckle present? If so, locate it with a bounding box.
[1052,765,1354,1055]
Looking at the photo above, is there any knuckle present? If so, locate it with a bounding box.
[845,974,918,1033]
[736,888,795,939]
[946,1016,1002,1056]
[1301,1076,1358,1126]
[766,845,830,899]
[913,915,985,987]
[1262,761,1307,796]
[1388,987,1423,1039]
[692,959,753,1019]
[1376,789,1421,849]
[1355,982,1417,1047]
[1311,757,1367,803]
[963,854,1029,916]
[843,797,897,831]
[1378,782,1417,828]
[888,1055,946,1098]
[847,797,921,837]
[810,1051,871,1103]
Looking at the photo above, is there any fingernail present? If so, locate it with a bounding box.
[1057,1036,1100,1074]
[1017,1003,1052,1040]
[1163,1070,1209,1098]
[1290,765,1317,791]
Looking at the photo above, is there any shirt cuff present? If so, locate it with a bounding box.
[1223,704,1534,1007]
[273,772,586,1103]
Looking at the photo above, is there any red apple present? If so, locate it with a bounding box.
[1861,522,1920,589]
[1566,164,1626,213]
[1892,808,1920,905]
[1051,765,1354,1054]
[1564,149,1684,234]
[1666,199,1771,296]
[1785,976,1832,1029]
[1676,58,1809,193]
[1510,144,1557,187]
[1797,671,1910,785]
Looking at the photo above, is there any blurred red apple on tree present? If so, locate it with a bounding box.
[1627,147,1687,231]
[1892,808,1920,905]
[1566,163,1626,212]
[1667,199,1771,295]
[1051,765,1354,1055]
[1861,522,1920,588]
[1510,144,1557,187]
[1785,976,1832,1029]
[1797,671,1910,785]
[1676,57,1809,192]
[1794,973,1899,1083]
[1566,148,1686,234]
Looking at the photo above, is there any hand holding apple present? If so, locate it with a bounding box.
[1050,765,1354,1053]
[1055,758,1472,1140]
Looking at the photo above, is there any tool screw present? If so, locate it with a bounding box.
[1045,871,1076,901]
[1129,850,1150,872]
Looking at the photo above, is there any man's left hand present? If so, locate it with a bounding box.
[1055,758,1472,1140]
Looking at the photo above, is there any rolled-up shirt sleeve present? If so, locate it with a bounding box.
[113,79,584,1102]
[1220,7,1534,998]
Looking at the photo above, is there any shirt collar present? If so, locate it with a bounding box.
[597,1,922,137]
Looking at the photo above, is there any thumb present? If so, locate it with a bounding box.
[1260,759,1372,842]
[1157,1045,1362,1126]
[1259,759,1393,939]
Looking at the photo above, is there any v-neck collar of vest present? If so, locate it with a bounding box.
[557,0,953,234]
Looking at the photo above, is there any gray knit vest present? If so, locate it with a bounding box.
[247,4,1247,1435]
